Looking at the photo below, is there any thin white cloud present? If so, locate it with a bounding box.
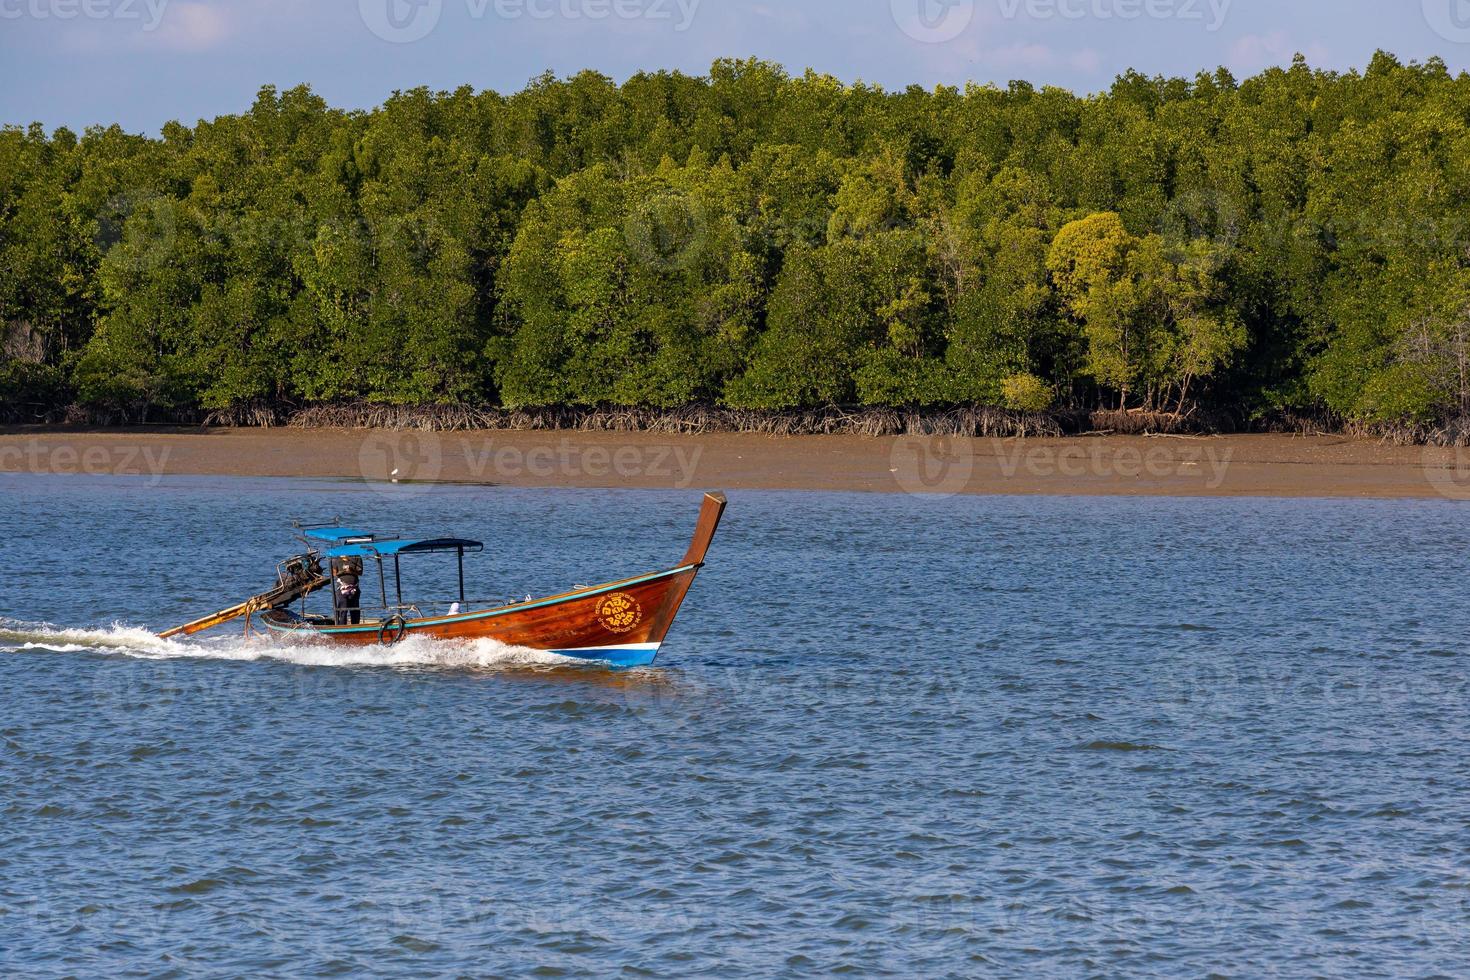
[987,42,1057,69]
[141,2,232,52]
[1069,48,1101,73]
[982,41,1102,75]
[1227,31,1329,73]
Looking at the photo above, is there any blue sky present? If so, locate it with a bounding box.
[3,0,1469,133]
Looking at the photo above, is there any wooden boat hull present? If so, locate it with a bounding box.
[255,492,727,668]
[259,564,701,667]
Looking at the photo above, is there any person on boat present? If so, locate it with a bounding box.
[332,558,363,625]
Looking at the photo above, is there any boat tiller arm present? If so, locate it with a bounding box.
[159,572,328,639]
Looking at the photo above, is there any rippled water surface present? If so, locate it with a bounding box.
[3,472,1469,976]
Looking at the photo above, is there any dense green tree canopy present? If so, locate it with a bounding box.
[4,53,1470,429]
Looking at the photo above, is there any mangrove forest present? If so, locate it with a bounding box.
[3,52,1470,437]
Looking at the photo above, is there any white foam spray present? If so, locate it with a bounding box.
[0,620,576,671]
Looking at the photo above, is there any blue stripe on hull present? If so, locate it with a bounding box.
[553,644,661,668]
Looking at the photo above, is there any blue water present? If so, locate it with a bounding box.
[2,472,1469,976]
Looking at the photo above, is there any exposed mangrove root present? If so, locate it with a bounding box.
[1087,409,1200,436]
[1427,416,1470,448]
[8,399,1461,445]
[1270,411,1341,438]
[283,402,1069,438]
[1362,415,1470,448]
[203,401,281,428]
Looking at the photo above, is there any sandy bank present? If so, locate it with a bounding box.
[1,427,1468,501]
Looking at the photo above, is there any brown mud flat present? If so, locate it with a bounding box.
[1,426,1468,500]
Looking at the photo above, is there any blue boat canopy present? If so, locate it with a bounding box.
[304,527,376,543]
[324,538,484,559]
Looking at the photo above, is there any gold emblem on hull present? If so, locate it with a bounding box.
[595,592,643,634]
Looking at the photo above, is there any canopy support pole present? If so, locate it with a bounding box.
[394,555,403,609]
[457,547,465,605]
[376,557,387,611]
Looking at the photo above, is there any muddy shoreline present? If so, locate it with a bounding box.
[1,427,1467,500]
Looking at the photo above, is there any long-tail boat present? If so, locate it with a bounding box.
[161,492,726,668]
